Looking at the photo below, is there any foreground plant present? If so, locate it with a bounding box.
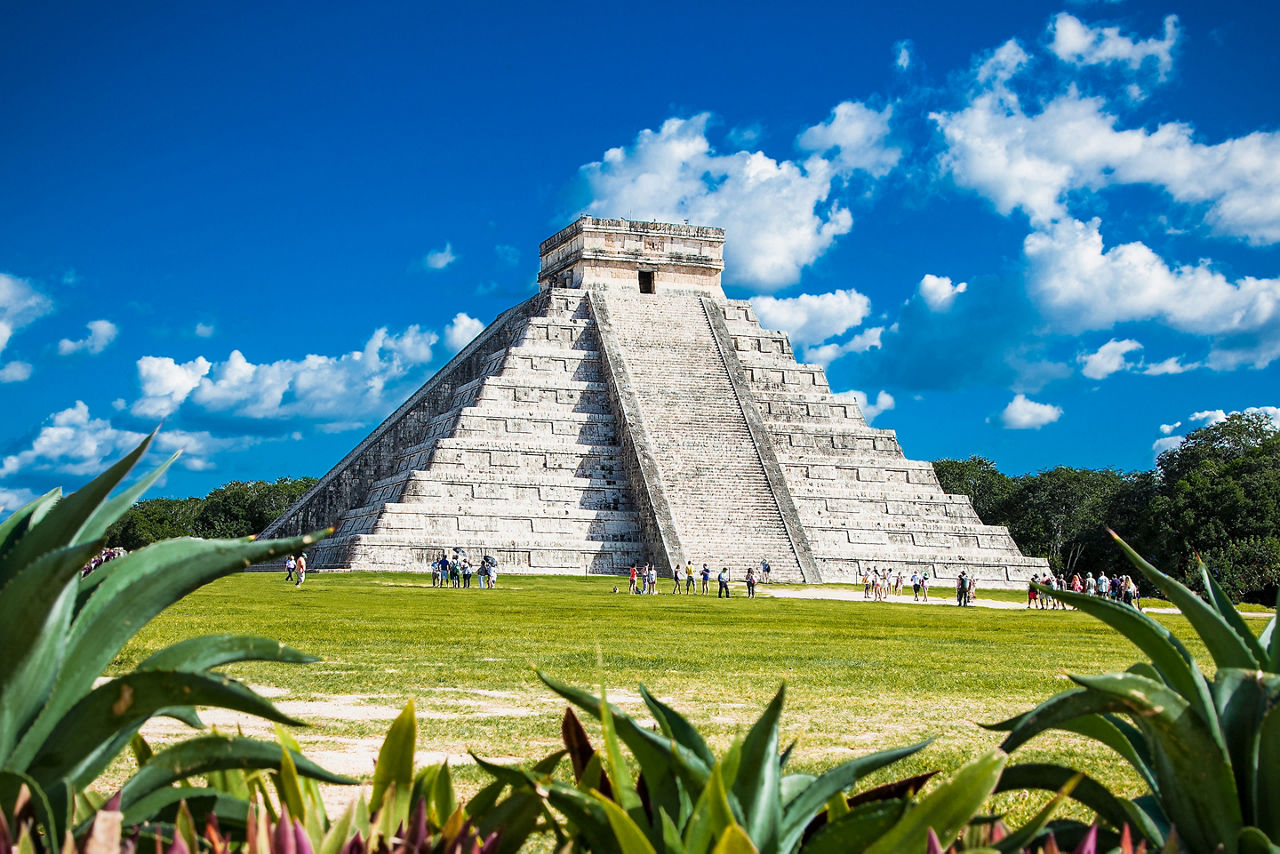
[989,530,1280,853]
[0,433,348,844]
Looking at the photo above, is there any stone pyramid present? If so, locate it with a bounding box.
[261,217,1047,587]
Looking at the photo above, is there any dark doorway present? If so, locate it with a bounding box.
[638,270,655,294]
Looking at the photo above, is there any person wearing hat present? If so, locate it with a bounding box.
[956,571,967,606]
[295,552,307,587]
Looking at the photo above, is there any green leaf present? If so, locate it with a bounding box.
[1110,529,1262,671]
[1214,669,1280,828]
[1072,670,1242,852]
[0,488,61,572]
[138,635,318,672]
[640,683,716,770]
[801,800,910,854]
[991,772,1079,853]
[711,823,758,854]
[26,670,305,789]
[117,787,248,831]
[0,542,94,765]
[598,682,645,824]
[1037,583,1217,726]
[318,798,355,854]
[118,734,354,810]
[0,431,155,580]
[864,749,1007,854]
[1255,703,1280,842]
[275,743,306,825]
[1202,561,1270,666]
[593,790,658,854]
[16,530,328,769]
[1058,715,1156,792]
[731,685,784,854]
[432,761,457,828]
[776,739,931,854]
[0,771,63,841]
[685,763,740,854]
[1237,826,1280,854]
[989,688,1129,753]
[77,451,180,547]
[369,699,415,816]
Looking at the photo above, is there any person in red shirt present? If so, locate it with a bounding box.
[628,563,638,594]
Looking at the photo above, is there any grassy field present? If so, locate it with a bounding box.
[111,572,1271,822]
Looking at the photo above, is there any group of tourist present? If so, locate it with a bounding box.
[81,546,127,577]
[862,569,907,601]
[430,551,498,589]
[284,553,307,586]
[620,559,772,599]
[1027,571,1142,610]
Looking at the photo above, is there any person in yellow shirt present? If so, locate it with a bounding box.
[684,563,694,594]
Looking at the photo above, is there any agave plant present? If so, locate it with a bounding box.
[0,433,350,844]
[988,530,1280,854]
[464,671,1083,854]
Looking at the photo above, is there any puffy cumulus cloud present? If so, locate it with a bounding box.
[581,111,900,289]
[132,326,440,422]
[444,312,484,352]
[0,273,53,355]
[0,485,36,512]
[796,102,901,177]
[1191,405,1280,430]
[1159,421,1181,435]
[1078,337,1142,379]
[977,39,1031,87]
[1049,13,1179,79]
[1001,393,1063,429]
[805,327,884,367]
[57,319,118,355]
[934,75,1280,243]
[1025,218,1280,367]
[133,355,212,418]
[918,274,968,311]
[750,288,872,346]
[420,243,457,271]
[0,362,32,382]
[833,389,895,424]
[0,401,241,479]
[1152,435,1183,454]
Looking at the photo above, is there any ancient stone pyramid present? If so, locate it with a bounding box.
[262,217,1047,587]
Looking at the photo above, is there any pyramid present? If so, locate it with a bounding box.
[261,217,1048,587]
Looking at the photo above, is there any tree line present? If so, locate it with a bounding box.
[106,477,318,549]
[934,412,1280,603]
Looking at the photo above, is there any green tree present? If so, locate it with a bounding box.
[194,477,317,539]
[105,496,202,549]
[1003,466,1128,575]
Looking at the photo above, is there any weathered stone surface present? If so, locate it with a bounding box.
[262,216,1049,587]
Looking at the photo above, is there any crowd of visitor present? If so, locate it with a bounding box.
[429,550,498,589]
[1027,571,1142,610]
[81,546,127,577]
[617,559,773,598]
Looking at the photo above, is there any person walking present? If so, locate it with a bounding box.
[717,567,730,598]
[672,567,683,595]
[284,555,296,582]
[295,552,307,587]
[911,571,921,601]
[920,572,929,602]
[956,572,967,606]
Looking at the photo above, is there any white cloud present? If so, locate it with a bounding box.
[834,389,895,423]
[57,319,118,355]
[977,39,1031,87]
[421,243,457,271]
[1001,393,1063,429]
[1191,405,1280,431]
[1159,421,1181,435]
[444,312,484,352]
[894,41,912,70]
[934,79,1280,243]
[750,288,872,346]
[796,102,901,177]
[1191,408,1227,426]
[1049,13,1179,79]
[917,274,968,311]
[195,322,215,337]
[132,325,440,422]
[1078,337,1142,379]
[0,401,239,479]
[0,361,32,382]
[0,273,53,356]
[1152,435,1183,454]
[582,111,897,289]
[0,486,36,512]
[804,327,884,367]
[1024,218,1280,366]
[1143,356,1198,375]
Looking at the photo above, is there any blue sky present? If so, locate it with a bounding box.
[3,0,1279,507]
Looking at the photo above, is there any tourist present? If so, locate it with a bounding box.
[746,567,757,598]
[628,563,638,594]
[431,555,442,588]
[700,564,711,594]
[1084,572,1095,596]
[671,567,683,595]
[1121,575,1135,607]
[462,560,473,588]
[920,572,929,602]
[967,573,977,606]
[956,572,967,606]
[717,567,730,598]
[1027,574,1038,609]
[761,558,771,584]
[295,552,307,587]
[285,555,296,582]
[1044,574,1057,609]
[1096,572,1109,598]
[863,570,872,599]
[648,565,657,594]
[489,562,498,587]
[685,563,694,594]
[895,571,905,596]
[911,571,921,601]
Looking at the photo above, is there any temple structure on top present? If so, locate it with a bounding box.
[260,216,1047,587]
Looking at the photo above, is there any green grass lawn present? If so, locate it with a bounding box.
[111,572,1267,823]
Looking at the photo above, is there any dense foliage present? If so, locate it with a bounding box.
[935,413,1280,602]
[105,478,317,549]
